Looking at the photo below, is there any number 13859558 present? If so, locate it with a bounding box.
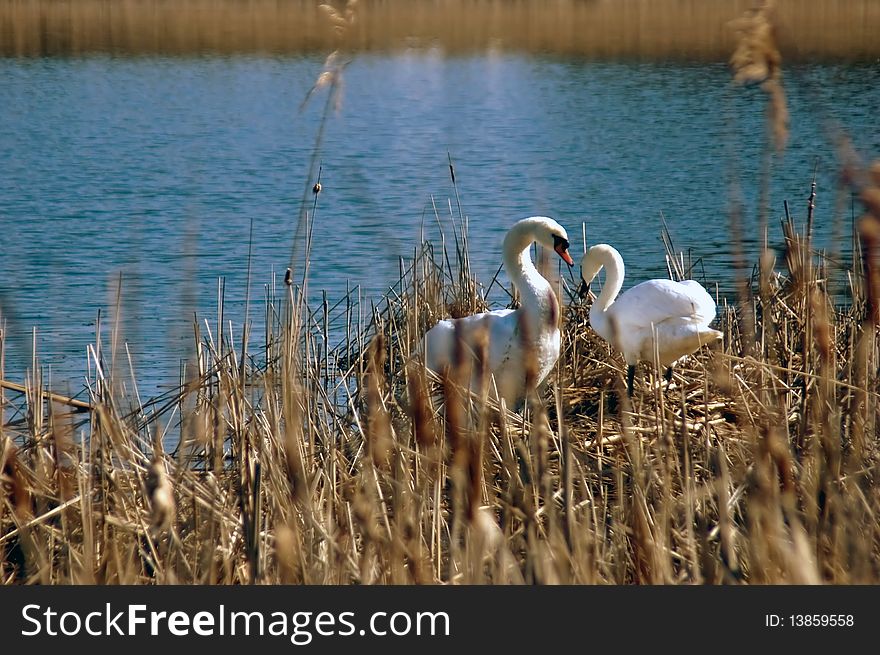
[765,614,854,627]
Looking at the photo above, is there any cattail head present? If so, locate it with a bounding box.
[856,160,880,325]
[0,439,31,521]
[444,320,469,459]
[407,362,436,451]
[472,320,490,398]
[810,288,833,364]
[858,214,880,325]
[518,311,538,395]
[365,333,392,469]
[466,324,489,524]
[275,521,302,584]
[859,162,880,217]
[546,287,560,330]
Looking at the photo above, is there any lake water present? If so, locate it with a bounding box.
[1,52,879,399]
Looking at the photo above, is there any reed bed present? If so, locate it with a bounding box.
[2,0,879,60]
[1,163,879,584]
[2,0,880,586]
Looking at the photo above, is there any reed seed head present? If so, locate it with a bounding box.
[145,456,176,534]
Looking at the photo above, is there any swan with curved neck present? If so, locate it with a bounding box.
[423,216,574,408]
[581,244,722,396]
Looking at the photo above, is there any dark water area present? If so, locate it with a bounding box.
[1,53,879,398]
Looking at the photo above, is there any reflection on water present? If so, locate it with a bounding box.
[0,53,878,396]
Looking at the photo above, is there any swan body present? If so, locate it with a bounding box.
[422,216,574,408]
[580,244,722,395]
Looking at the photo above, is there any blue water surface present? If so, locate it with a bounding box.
[1,52,878,397]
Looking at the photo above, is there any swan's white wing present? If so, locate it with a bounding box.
[422,308,542,407]
[601,278,720,367]
[678,280,717,325]
[650,320,723,367]
[609,278,716,331]
[422,308,517,373]
[481,310,520,370]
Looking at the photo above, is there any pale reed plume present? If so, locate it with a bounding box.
[301,0,358,113]
[145,456,176,535]
[729,0,788,152]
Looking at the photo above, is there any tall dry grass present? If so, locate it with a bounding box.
[1,0,879,60]
[2,154,879,583]
[2,0,880,586]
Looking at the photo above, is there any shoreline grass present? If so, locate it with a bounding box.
[1,172,879,583]
[1,0,879,60]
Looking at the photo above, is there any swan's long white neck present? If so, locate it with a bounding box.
[587,246,625,339]
[502,221,558,337]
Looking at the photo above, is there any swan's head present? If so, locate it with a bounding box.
[514,216,574,266]
[549,228,575,267]
[578,244,620,298]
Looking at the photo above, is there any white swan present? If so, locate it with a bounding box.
[422,216,574,408]
[580,244,722,396]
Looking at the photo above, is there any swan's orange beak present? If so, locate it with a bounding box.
[555,245,574,266]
